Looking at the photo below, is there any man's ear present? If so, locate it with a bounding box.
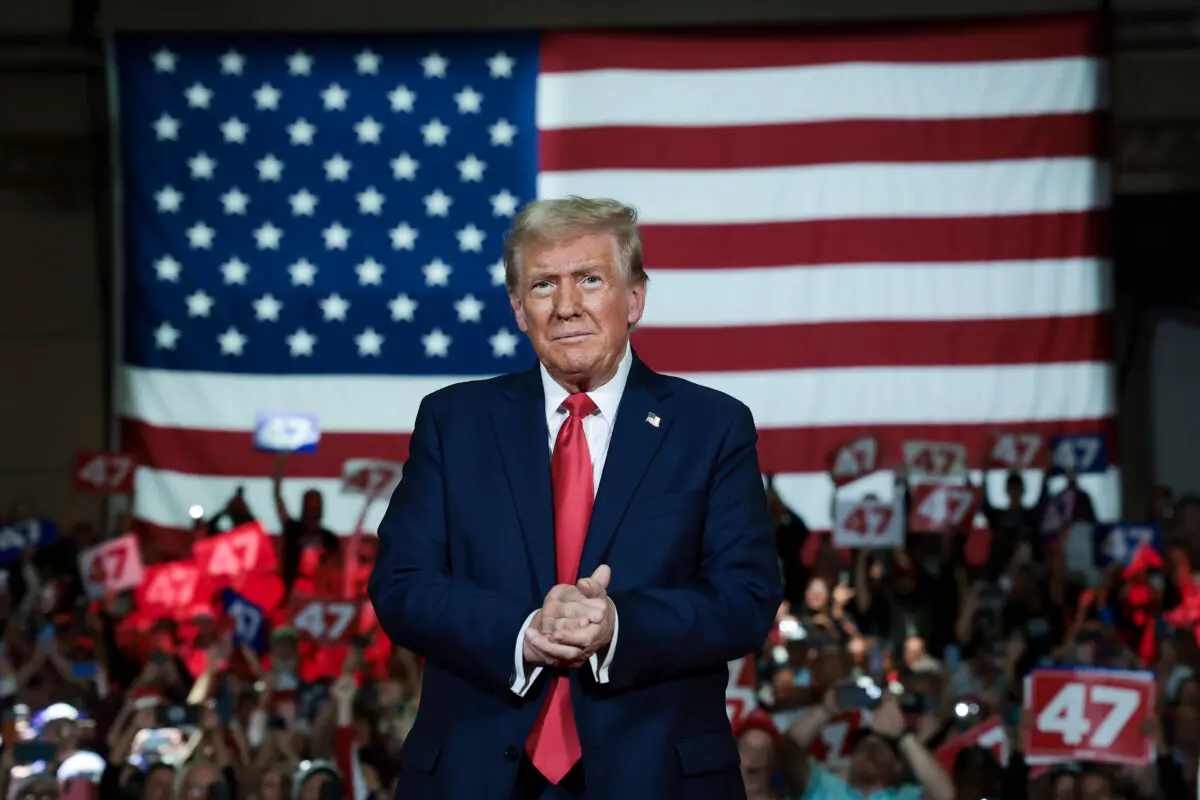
[510,294,528,333]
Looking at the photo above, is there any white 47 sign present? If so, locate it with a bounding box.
[78,533,144,599]
[827,436,878,487]
[292,599,359,644]
[1024,668,1155,765]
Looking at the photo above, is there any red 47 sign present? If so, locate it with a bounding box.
[833,496,903,548]
[73,451,136,494]
[78,533,144,600]
[809,710,863,767]
[341,459,403,498]
[826,436,878,487]
[137,560,205,619]
[902,441,967,479]
[289,596,361,645]
[192,521,278,585]
[1023,668,1155,766]
[988,432,1043,470]
[909,484,979,533]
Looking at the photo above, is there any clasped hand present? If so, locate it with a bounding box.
[523,564,614,669]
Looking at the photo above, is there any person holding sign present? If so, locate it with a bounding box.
[369,197,782,800]
[272,453,339,597]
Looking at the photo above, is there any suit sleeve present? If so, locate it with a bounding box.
[367,396,533,696]
[603,403,783,692]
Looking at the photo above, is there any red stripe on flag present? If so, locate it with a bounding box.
[540,16,1099,73]
[639,212,1107,269]
[631,313,1113,373]
[541,114,1097,172]
[122,417,1114,481]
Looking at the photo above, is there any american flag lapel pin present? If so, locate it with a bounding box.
[646,412,661,428]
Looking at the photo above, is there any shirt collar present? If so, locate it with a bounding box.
[540,343,632,423]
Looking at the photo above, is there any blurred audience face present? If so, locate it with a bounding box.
[847,735,898,790]
[299,773,331,800]
[258,769,287,800]
[1174,703,1199,750]
[736,728,776,795]
[1005,473,1024,507]
[301,490,323,527]
[1079,771,1114,800]
[1051,772,1078,800]
[179,763,219,798]
[142,764,174,800]
[804,578,828,612]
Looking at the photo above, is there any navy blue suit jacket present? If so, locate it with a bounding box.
[368,354,783,800]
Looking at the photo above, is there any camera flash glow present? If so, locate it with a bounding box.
[188,505,204,520]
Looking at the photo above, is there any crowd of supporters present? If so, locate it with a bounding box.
[1,454,1199,799]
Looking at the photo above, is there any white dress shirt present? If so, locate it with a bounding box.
[509,345,632,696]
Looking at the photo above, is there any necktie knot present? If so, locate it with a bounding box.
[561,393,597,419]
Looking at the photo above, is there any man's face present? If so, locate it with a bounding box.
[143,764,174,800]
[736,729,775,792]
[181,764,219,798]
[1080,772,1114,800]
[510,232,645,390]
[848,735,897,789]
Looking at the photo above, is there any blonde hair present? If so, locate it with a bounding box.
[503,196,647,293]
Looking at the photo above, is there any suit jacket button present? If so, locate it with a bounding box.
[504,746,520,762]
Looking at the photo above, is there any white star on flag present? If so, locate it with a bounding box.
[389,86,416,112]
[288,258,317,286]
[489,259,507,286]
[489,328,519,357]
[155,255,182,282]
[151,48,177,73]
[220,50,245,75]
[489,119,517,146]
[320,293,350,321]
[154,321,180,349]
[457,154,486,182]
[356,257,385,286]
[185,82,213,109]
[422,328,452,357]
[218,326,247,356]
[155,186,183,213]
[357,187,385,215]
[423,259,452,286]
[454,87,483,114]
[454,294,484,322]
[487,51,515,78]
[421,119,450,146]
[421,52,448,78]
[423,189,452,217]
[389,293,417,321]
[188,153,216,180]
[186,290,215,318]
[256,154,284,181]
[355,50,381,74]
[287,51,313,75]
[456,224,485,252]
[289,189,318,216]
[322,83,349,111]
[254,222,283,250]
[253,83,281,109]
[322,222,351,250]
[253,293,282,321]
[186,221,215,249]
[221,257,249,285]
[287,328,317,357]
[221,117,249,143]
[355,328,384,356]
[390,153,418,180]
[220,188,249,215]
[491,189,519,217]
[288,118,316,145]
[389,223,418,250]
[355,117,383,144]
[324,154,352,181]
[153,113,180,140]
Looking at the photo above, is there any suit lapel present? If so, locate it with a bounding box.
[491,365,556,597]
[578,357,673,580]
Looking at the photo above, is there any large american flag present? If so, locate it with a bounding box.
[112,15,1117,541]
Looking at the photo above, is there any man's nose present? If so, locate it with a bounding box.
[553,282,582,317]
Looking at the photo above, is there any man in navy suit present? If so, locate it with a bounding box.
[368,196,783,799]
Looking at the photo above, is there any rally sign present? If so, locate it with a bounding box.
[902,441,967,479]
[192,521,278,584]
[1023,667,1155,766]
[289,596,361,645]
[340,458,403,498]
[254,412,320,453]
[78,533,144,600]
[1096,523,1161,568]
[936,718,1009,773]
[137,560,204,619]
[220,588,267,653]
[909,484,979,533]
[1049,434,1108,476]
[832,495,904,549]
[73,451,137,494]
[810,710,865,768]
[0,519,59,565]
[987,433,1043,471]
[827,436,879,488]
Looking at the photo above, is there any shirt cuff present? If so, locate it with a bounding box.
[588,598,618,684]
[511,609,543,696]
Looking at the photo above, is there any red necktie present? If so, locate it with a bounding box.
[526,392,597,783]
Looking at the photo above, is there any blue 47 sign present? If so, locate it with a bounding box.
[1049,435,1108,475]
[1095,523,1161,568]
